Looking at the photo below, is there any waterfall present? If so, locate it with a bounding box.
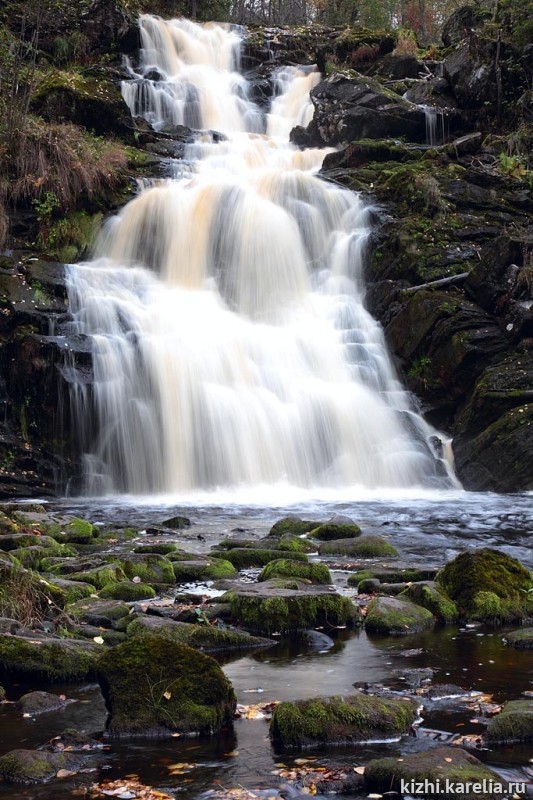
[422,104,447,146]
[66,16,454,496]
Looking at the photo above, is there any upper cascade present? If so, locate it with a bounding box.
[66,16,455,496]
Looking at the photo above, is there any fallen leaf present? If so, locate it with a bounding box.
[163,691,172,700]
[56,768,77,778]
[444,757,453,763]
[93,636,105,644]
[132,576,141,583]
[354,766,365,774]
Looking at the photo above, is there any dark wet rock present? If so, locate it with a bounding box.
[258,559,331,585]
[41,728,101,752]
[443,38,497,109]
[319,535,399,558]
[160,515,192,529]
[448,132,483,156]
[503,628,533,650]
[371,53,424,80]
[0,618,22,635]
[310,520,361,540]
[485,699,533,744]
[270,694,418,750]
[404,78,458,109]
[0,533,61,552]
[297,629,335,650]
[17,691,70,716]
[393,667,434,688]
[0,748,86,783]
[43,578,96,604]
[299,73,426,148]
[441,5,490,48]
[67,598,131,627]
[97,634,236,737]
[425,684,471,700]
[399,581,458,623]
[225,581,358,634]
[68,624,125,646]
[365,596,435,635]
[365,746,504,799]
[126,614,274,652]
[0,633,98,682]
[436,548,533,623]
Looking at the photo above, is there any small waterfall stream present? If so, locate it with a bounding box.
[66,16,454,496]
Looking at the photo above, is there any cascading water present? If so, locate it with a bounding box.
[66,15,455,496]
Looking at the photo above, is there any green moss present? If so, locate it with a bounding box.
[436,549,533,623]
[10,544,73,569]
[68,565,127,589]
[0,635,97,681]
[319,535,399,558]
[276,534,316,553]
[365,596,435,635]
[99,581,156,601]
[47,578,96,604]
[134,543,178,555]
[230,592,357,634]
[268,517,318,537]
[486,699,533,744]
[270,694,418,750]
[347,566,437,587]
[399,582,458,623]
[172,558,237,582]
[112,554,175,586]
[213,548,308,569]
[97,634,236,737]
[258,559,331,584]
[503,627,533,649]
[126,618,271,652]
[310,522,362,541]
[365,746,503,799]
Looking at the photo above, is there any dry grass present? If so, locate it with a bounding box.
[0,563,52,627]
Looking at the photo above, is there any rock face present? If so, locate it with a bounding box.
[97,634,236,737]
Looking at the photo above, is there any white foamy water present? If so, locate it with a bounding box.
[66,16,455,496]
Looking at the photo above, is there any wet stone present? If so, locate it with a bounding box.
[17,691,71,716]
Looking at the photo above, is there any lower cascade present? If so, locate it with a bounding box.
[66,15,454,496]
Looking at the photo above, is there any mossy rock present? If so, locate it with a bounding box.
[276,534,317,553]
[43,577,96,605]
[10,544,72,569]
[365,746,505,799]
[49,518,98,545]
[68,565,127,589]
[503,627,533,649]
[68,624,126,646]
[347,565,438,587]
[99,581,156,601]
[229,583,358,634]
[0,633,98,682]
[436,548,533,623]
[485,699,533,744]
[212,548,308,569]
[310,522,362,541]
[166,549,204,562]
[268,516,319,537]
[127,615,273,652]
[319,535,399,558]
[0,749,85,783]
[0,533,62,552]
[111,553,175,585]
[270,694,418,750]
[399,581,458,623]
[133,543,178,555]
[97,634,236,737]
[160,515,192,529]
[66,598,131,626]
[258,559,331,585]
[365,596,435,635]
[172,558,237,582]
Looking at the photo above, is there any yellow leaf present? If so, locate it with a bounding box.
[163,691,172,700]
[93,636,104,645]
[354,766,365,774]
[444,757,453,763]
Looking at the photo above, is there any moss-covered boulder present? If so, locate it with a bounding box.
[0,633,98,682]
[17,691,68,716]
[276,534,317,553]
[258,559,331,584]
[0,533,61,552]
[365,746,505,799]
[67,564,128,589]
[134,543,178,555]
[0,748,86,783]
[43,577,96,604]
[97,634,236,737]
[347,565,438,587]
[503,627,533,650]
[485,699,533,744]
[228,582,358,634]
[399,581,458,623]
[270,694,418,750]
[127,615,273,652]
[48,518,98,545]
[66,598,131,627]
[310,521,361,541]
[112,553,175,586]
[212,548,308,569]
[268,516,319,537]
[172,558,237,583]
[99,581,156,601]
[365,596,435,635]
[436,549,533,623]
[319,535,399,558]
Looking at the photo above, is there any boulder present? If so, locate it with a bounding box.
[310,520,361,540]
[270,694,418,750]
[503,628,533,649]
[111,553,175,585]
[258,559,331,584]
[0,748,85,783]
[211,548,308,569]
[485,699,533,744]
[366,746,504,799]
[436,548,533,622]
[399,581,458,623]
[297,73,426,147]
[126,615,274,652]
[319,535,399,558]
[17,691,70,716]
[365,596,435,635]
[347,564,438,587]
[268,516,318,537]
[0,633,99,681]
[172,558,237,582]
[97,634,236,737]
[441,5,490,48]
[443,37,497,109]
[98,581,156,601]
